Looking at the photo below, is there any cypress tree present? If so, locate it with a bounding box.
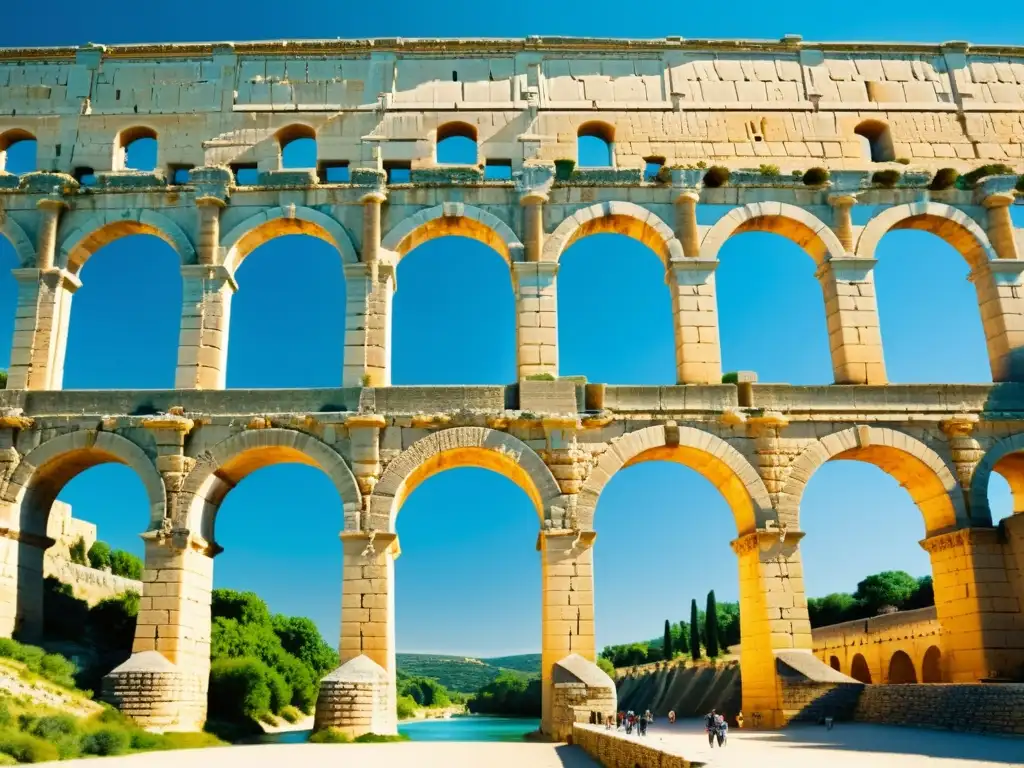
[705,590,720,658]
[690,599,702,661]
[663,619,673,660]
[677,620,688,655]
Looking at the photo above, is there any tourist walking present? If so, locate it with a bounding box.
[704,709,719,747]
[668,710,676,724]
[638,710,648,736]
[714,713,728,746]
[625,711,634,735]
[616,711,624,730]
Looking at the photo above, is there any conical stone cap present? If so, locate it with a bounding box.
[107,651,177,674]
[321,654,388,684]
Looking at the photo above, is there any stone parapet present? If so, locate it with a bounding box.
[571,724,694,768]
[854,683,1024,734]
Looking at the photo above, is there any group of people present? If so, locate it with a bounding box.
[704,708,729,747]
[614,709,654,736]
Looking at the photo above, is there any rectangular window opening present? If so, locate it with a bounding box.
[484,160,512,181]
[317,161,350,184]
[230,162,259,186]
[168,164,194,185]
[384,161,412,184]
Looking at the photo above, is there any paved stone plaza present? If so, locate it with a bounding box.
[584,720,1024,767]
[49,724,1024,767]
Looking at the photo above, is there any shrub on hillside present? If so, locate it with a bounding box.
[279,706,302,724]
[90,591,140,652]
[0,638,77,690]
[208,657,273,723]
[0,731,59,763]
[396,695,418,720]
[80,726,131,756]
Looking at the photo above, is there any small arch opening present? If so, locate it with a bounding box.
[278,124,317,170]
[577,122,614,167]
[0,129,37,174]
[850,654,872,683]
[117,126,158,172]
[855,120,895,163]
[436,122,478,165]
[829,655,841,672]
[887,650,917,684]
[922,645,942,683]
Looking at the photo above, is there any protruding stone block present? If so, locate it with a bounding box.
[313,655,396,737]
[101,651,205,731]
[549,654,616,742]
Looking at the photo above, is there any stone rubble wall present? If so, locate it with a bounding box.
[551,681,617,742]
[571,724,693,768]
[43,556,142,605]
[854,683,1024,734]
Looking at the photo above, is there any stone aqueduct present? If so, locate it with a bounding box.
[0,36,1022,737]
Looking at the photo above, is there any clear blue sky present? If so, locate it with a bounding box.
[1,7,1019,657]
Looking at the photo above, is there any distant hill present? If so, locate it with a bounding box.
[480,654,542,674]
[396,652,540,693]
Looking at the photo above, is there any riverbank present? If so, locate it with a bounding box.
[402,704,466,721]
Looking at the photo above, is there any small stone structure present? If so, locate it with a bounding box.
[101,651,204,731]
[572,724,693,767]
[855,683,1024,734]
[313,655,396,736]
[812,606,945,685]
[550,653,617,741]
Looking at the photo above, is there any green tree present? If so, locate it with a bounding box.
[87,541,111,570]
[212,589,272,625]
[109,550,143,580]
[689,599,701,661]
[468,671,541,717]
[272,615,338,678]
[208,657,274,723]
[596,657,615,677]
[716,602,741,649]
[854,571,918,614]
[677,620,688,655]
[905,576,934,610]
[807,592,861,628]
[705,591,720,658]
[663,619,673,660]
[68,537,88,566]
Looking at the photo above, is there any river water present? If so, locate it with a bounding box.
[256,716,539,744]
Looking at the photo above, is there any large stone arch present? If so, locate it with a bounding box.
[177,428,361,545]
[380,203,524,265]
[778,426,967,536]
[575,424,775,536]
[57,209,197,273]
[541,201,684,267]
[1,429,165,536]
[967,432,1024,526]
[699,202,846,266]
[887,649,918,684]
[220,205,359,274]
[0,215,34,267]
[855,202,995,271]
[850,653,872,683]
[366,426,562,532]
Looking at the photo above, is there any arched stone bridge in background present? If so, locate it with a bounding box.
[0,35,1023,739]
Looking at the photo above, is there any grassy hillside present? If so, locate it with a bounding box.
[396,653,539,693]
[480,654,541,674]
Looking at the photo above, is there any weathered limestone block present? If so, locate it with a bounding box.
[101,651,205,731]
[314,655,396,736]
[550,654,617,742]
[572,724,693,767]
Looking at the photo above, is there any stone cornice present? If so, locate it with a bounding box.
[4,37,1024,62]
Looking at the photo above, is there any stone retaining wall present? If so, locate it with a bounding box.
[571,724,693,768]
[854,684,1024,734]
[44,557,142,605]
